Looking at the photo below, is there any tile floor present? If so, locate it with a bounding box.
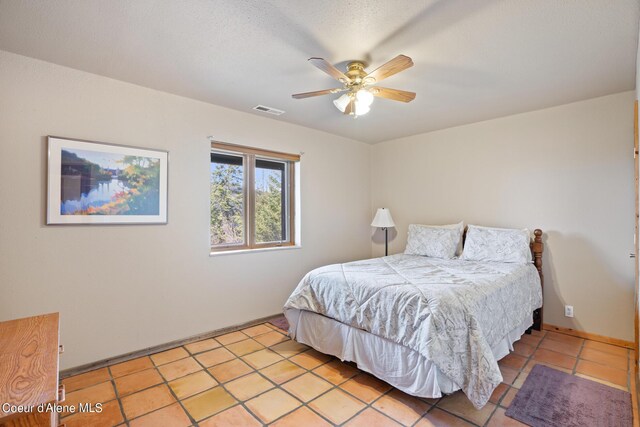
[60,323,633,426]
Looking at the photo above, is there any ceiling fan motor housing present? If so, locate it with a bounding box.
[345,61,368,84]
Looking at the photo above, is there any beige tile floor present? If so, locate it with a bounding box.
[60,322,633,426]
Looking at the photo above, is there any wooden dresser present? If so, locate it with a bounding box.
[0,313,63,427]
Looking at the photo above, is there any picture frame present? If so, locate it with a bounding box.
[47,136,168,224]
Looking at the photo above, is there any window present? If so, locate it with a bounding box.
[210,141,298,252]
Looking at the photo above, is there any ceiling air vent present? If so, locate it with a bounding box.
[253,105,285,116]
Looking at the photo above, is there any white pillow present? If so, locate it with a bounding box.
[404,224,462,259]
[410,222,465,256]
[461,225,532,263]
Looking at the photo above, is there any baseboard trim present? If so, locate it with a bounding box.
[60,313,284,379]
[543,323,634,349]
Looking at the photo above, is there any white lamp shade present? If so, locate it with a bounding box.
[354,101,370,116]
[371,208,395,228]
[356,89,374,106]
[333,94,351,112]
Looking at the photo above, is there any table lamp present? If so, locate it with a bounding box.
[371,208,395,256]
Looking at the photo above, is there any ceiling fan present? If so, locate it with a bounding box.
[292,55,416,117]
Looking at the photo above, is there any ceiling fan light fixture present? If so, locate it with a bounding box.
[354,101,370,116]
[356,89,374,107]
[333,93,351,112]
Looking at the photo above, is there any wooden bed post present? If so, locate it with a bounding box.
[532,229,544,331]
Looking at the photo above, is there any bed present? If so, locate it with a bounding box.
[283,227,544,409]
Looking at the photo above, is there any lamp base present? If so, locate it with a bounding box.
[384,227,388,256]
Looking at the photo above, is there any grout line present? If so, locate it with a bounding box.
[187,355,246,426]
[114,358,196,426]
[572,336,587,375]
[190,338,277,425]
[429,406,482,427]
[57,382,127,426]
[282,341,412,425]
[483,392,502,427]
[337,384,394,426]
[280,361,340,425]
[109,368,131,427]
[245,354,339,425]
[285,363,361,425]
[59,366,131,426]
[366,407,404,426]
[243,341,420,426]
[156,349,200,427]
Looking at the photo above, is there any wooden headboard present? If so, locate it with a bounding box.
[531,229,544,331]
[531,229,544,280]
[461,227,544,331]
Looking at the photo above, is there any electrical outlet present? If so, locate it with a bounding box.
[564,305,574,318]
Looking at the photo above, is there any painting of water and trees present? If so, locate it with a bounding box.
[60,149,160,215]
[47,137,168,224]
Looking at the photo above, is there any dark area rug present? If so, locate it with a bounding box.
[506,364,632,427]
[269,315,289,332]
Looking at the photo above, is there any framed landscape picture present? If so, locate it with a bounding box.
[47,136,168,224]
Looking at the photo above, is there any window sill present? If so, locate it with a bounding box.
[210,245,301,257]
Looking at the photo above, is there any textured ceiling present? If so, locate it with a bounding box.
[0,0,638,143]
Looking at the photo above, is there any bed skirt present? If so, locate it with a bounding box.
[284,308,531,398]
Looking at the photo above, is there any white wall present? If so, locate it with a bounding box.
[372,91,636,341]
[0,51,372,369]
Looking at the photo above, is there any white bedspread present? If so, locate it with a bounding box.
[283,254,542,408]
